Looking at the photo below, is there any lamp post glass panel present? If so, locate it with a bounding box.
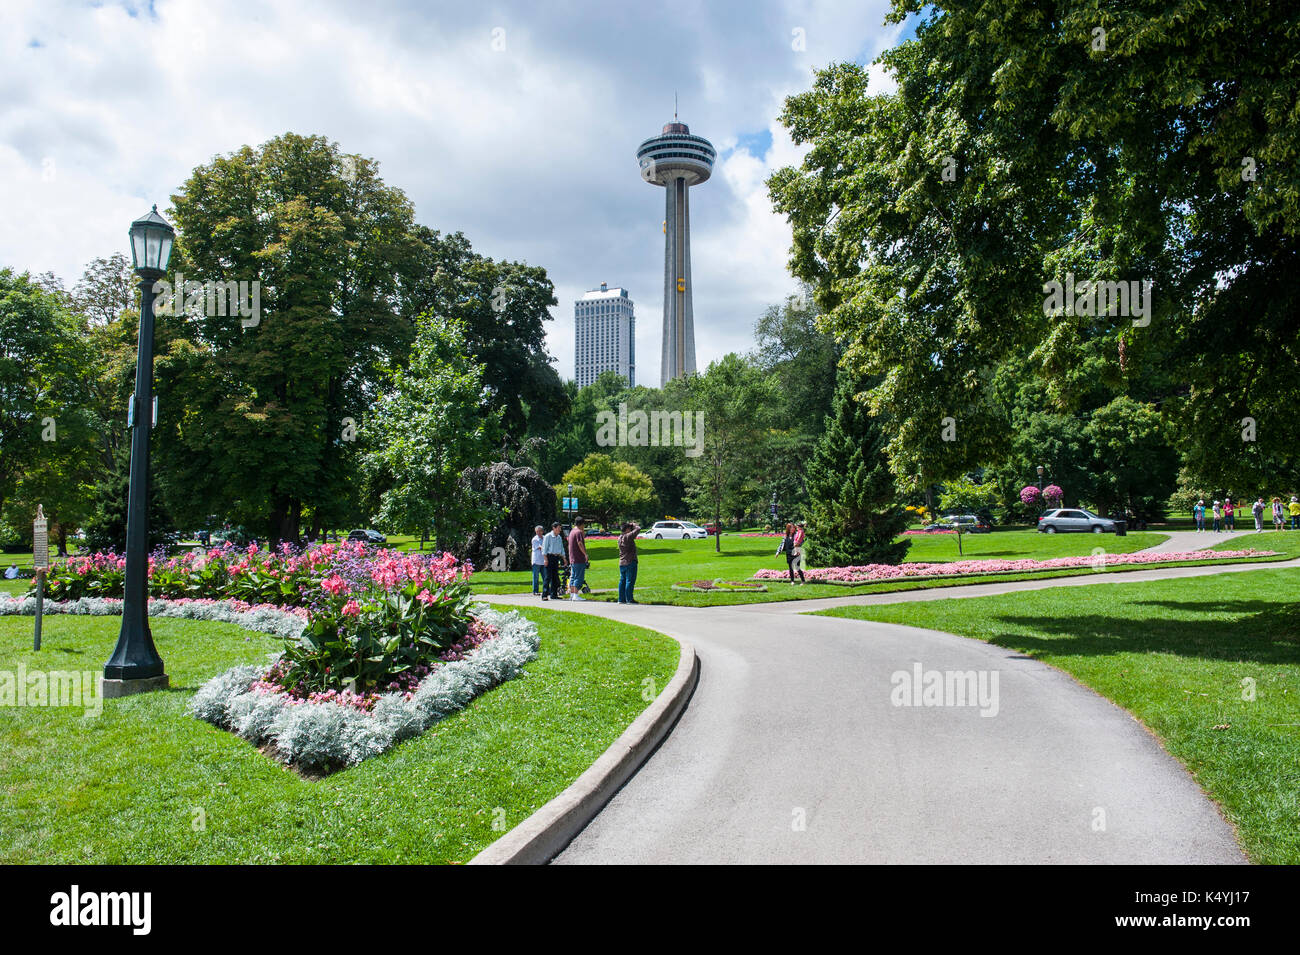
[103,206,173,693]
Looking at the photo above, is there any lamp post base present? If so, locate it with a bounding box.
[102,674,170,698]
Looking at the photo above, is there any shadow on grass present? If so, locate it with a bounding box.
[986,600,1300,665]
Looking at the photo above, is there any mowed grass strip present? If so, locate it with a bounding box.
[469,528,1295,606]
[0,608,679,864]
[814,569,1300,864]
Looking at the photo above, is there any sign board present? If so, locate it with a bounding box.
[33,513,49,570]
[571,497,578,511]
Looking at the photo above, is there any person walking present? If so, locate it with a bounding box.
[1193,499,1205,532]
[792,521,808,584]
[530,525,545,596]
[542,521,565,600]
[1272,497,1285,531]
[1211,500,1222,532]
[1290,496,1300,530]
[1224,497,1235,531]
[777,523,803,584]
[618,521,639,604]
[1252,497,1265,532]
[567,517,589,600]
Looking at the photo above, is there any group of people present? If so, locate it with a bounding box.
[1192,496,1300,532]
[530,518,642,604]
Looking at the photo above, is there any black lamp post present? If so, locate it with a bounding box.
[1036,465,1045,491]
[103,205,174,697]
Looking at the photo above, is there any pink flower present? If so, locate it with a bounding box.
[320,575,348,596]
[341,599,360,617]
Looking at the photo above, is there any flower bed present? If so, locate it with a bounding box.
[190,605,538,774]
[17,542,542,773]
[752,549,1276,586]
[669,578,768,593]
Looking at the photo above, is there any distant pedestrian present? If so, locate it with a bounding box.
[1193,499,1205,531]
[793,521,808,580]
[1290,496,1300,530]
[618,522,639,604]
[568,517,589,601]
[1212,500,1222,531]
[1224,498,1235,530]
[778,522,804,584]
[3,564,18,580]
[1272,497,1285,531]
[1252,497,1265,532]
[542,521,565,600]
[530,525,545,595]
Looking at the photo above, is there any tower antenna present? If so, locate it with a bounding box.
[674,92,678,120]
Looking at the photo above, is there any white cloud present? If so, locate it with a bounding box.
[0,0,903,380]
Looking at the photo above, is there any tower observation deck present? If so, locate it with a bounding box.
[636,120,715,385]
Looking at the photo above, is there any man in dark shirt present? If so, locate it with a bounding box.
[618,522,639,604]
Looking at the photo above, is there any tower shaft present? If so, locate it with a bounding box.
[661,176,696,384]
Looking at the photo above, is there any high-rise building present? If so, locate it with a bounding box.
[637,117,715,386]
[574,283,635,389]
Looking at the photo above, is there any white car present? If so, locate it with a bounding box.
[639,521,708,540]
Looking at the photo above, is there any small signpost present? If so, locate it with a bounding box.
[33,505,49,651]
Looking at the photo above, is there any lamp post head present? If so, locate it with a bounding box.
[1037,465,1045,476]
[129,205,175,277]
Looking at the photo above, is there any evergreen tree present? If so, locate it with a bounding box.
[805,372,909,566]
[81,448,177,553]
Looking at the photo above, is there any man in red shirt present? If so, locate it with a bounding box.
[567,517,589,601]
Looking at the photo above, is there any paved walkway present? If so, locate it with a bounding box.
[481,555,1300,863]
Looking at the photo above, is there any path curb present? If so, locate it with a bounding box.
[468,634,699,865]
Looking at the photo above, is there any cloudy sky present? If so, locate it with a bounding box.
[1,0,908,382]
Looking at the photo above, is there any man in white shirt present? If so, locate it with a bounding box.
[530,525,545,596]
[542,522,566,601]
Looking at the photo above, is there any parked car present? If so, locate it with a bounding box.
[639,520,708,540]
[922,514,991,533]
[348,528,388,544]
[1037,508,1117,534]
[704,522,722,535]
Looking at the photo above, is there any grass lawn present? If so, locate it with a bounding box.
[814,569,1300,864]
[0,608,679,864]
[469,527,1293,606]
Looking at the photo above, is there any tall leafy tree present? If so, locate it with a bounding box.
[682,354,776,552]
[0,270,96,537]
[805,371,910,567]
[363,314,500,549]
[770,2,1300,493]
[400,227,566,444]
[156,133,418,544]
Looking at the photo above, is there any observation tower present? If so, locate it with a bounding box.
[636,118,715,384]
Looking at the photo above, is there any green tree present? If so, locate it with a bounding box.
[400,227,566,445]
[805,371,910,567]
[559,453,656,529]
[681,354,776,552]
[769,3,1300,494]
[0,270,97,538]
[156,133,418,544]
[363,314,500,549]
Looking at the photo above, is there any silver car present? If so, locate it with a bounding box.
[639,520,708,540]
[1037,508,1117,534]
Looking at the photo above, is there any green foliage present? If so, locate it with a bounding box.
[805,370,910,566]
[938,475,999,515]
[363,314,501,548]
[770,2,1300,495]
[560,452,656,527]
[681,354,778,551]
[156,133,418,544]
[80,448,178,555]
